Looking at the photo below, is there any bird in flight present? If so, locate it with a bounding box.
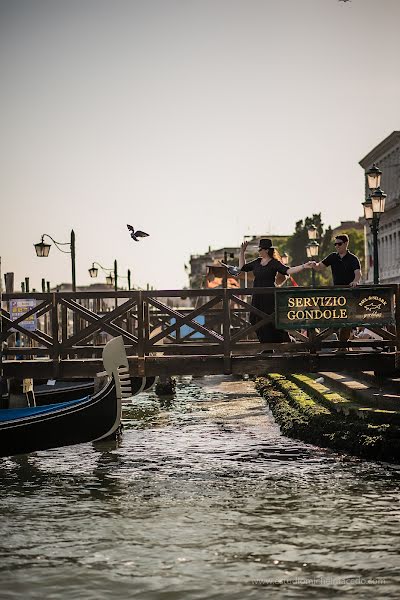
[126,225,149,241]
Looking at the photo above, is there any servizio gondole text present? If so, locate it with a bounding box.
[286,296,347,321]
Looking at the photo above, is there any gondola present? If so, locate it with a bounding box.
[7,376,155,407]
[0,336,132,458]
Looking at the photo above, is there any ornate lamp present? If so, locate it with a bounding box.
[370,187,387,215]
[307,224,318,241]
[366,163,382,190]
[34,236,51,257]
[306,240,319,258]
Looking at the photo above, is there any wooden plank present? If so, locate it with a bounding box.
[2,350,396,379]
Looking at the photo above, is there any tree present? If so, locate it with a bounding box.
[285,214,333,285]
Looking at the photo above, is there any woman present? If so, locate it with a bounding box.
[239,238,313,344]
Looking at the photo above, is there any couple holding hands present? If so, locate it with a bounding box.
[237,234,361,345]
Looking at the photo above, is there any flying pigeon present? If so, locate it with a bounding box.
[219,261,241,277]
[127,225,149,242]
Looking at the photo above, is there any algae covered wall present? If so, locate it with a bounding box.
[256,374,400,464]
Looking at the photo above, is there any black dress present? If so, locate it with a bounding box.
[241,258,290,343]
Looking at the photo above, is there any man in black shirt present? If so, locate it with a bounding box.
[313,234,361,286]
[313,234,362,344]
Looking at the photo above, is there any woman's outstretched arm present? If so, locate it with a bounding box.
[286,261,315,275]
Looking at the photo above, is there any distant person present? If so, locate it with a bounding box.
[239,238,314,348]
[313,234,361,346]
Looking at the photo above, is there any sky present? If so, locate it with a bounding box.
[1,0,400,291]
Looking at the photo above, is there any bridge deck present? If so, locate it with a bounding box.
[2,351,398,379]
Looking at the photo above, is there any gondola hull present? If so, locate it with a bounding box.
[0,336,131,458]
[0,377,120,458]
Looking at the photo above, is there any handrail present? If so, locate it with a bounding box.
[0,286,398,364]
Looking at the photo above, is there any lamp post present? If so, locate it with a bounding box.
[306,240,319,287]
[223,251,234,288]
[89,260,132,290]
[306,225,319,287]
[363,186,386,285]
[89,260,118,292]
[34,230,76,291]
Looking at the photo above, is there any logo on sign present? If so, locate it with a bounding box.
[359,295,387,319]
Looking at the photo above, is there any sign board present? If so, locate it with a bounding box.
[9,299,37,331]
[275,287,395,330]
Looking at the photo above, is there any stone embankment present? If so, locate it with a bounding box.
[255,371,400,463]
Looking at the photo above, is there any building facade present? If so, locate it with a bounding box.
[359,131,400,284]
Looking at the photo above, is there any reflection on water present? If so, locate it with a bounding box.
[0,376,399,599]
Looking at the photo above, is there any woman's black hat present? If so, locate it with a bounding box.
[258,238,273,249]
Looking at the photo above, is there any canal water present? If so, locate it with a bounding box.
[0,375,399,599]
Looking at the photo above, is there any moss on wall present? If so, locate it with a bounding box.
[256,374,400,463]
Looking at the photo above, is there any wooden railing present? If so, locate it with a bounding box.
[1,285,399,378]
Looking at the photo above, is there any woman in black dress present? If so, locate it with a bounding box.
[240,238,314,343]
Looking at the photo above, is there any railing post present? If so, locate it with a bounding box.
[61,301,68,359]
[51,293,60,378]
[223,288,231,374]
[137,290,145,376]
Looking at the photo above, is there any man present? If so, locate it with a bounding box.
[313,234,361,287]
[313,234,361,345]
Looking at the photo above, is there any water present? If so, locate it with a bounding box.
[0,375,399,599]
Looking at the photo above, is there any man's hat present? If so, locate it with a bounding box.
[258,238,273,249]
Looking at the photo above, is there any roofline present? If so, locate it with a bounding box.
[359,131,400,168]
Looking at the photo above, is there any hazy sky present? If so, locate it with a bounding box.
[1,0,400,291]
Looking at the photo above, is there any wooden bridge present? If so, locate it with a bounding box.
[1,285,399,380]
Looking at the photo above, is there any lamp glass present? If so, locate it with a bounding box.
[306,241,319,258]
[366,164,382,190]
[89,266,98,278]
[307,225,318,240]
[106,274,114,286]
[363,199,373,221]
[371,191,386,215]
[34,242,51,257]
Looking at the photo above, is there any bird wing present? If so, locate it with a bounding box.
[127,224,134,232]
[134,231,149,238]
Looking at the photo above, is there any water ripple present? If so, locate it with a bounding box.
[0,376,399,599]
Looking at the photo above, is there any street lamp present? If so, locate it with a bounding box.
[89,261,132,291]
[307,224,318,241]
[366,163,382,190]
[306,241,319,287]
[306,225,319,287]
[89,260,118,293]
[34,230,76,291]
[363,181,387,284]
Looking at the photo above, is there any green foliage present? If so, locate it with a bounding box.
[285,213,332,285]
[284,214,365,286]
